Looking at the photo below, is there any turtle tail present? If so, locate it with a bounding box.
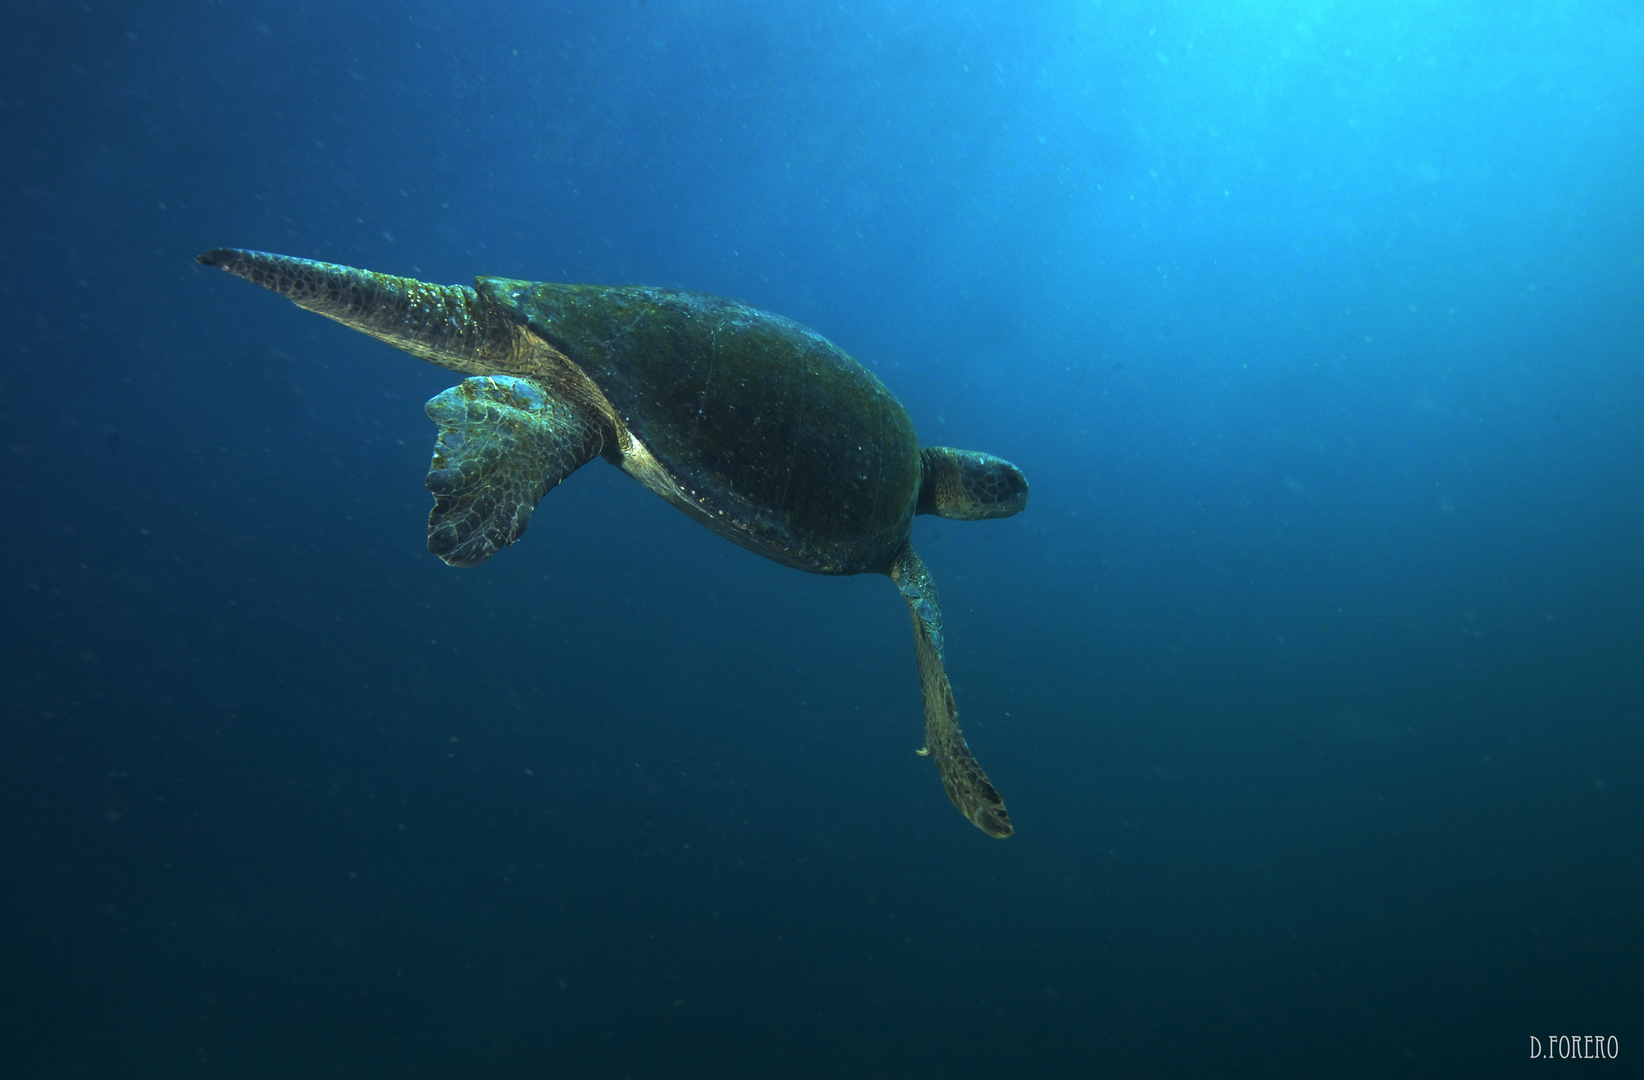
[197,248,523,375]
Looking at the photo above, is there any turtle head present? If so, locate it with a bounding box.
[916,447,1029,521]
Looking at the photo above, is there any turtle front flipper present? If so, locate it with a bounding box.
[889,544,1013,838]
[424,375,606,567]
[197,248,524,376]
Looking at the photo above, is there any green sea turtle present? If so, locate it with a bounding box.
[197,248,1028,837]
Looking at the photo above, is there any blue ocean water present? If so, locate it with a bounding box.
[3,1,1640,1076]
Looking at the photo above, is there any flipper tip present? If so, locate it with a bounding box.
[977,807,1014,839]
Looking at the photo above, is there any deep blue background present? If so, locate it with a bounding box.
[3,1,1641,1076]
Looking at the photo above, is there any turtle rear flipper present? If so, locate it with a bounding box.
[424,375,605,567]
[890,544,1013,838]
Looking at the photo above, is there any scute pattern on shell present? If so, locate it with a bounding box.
[480,278,924,576]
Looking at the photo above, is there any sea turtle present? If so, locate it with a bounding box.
[198,248,1028,837]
